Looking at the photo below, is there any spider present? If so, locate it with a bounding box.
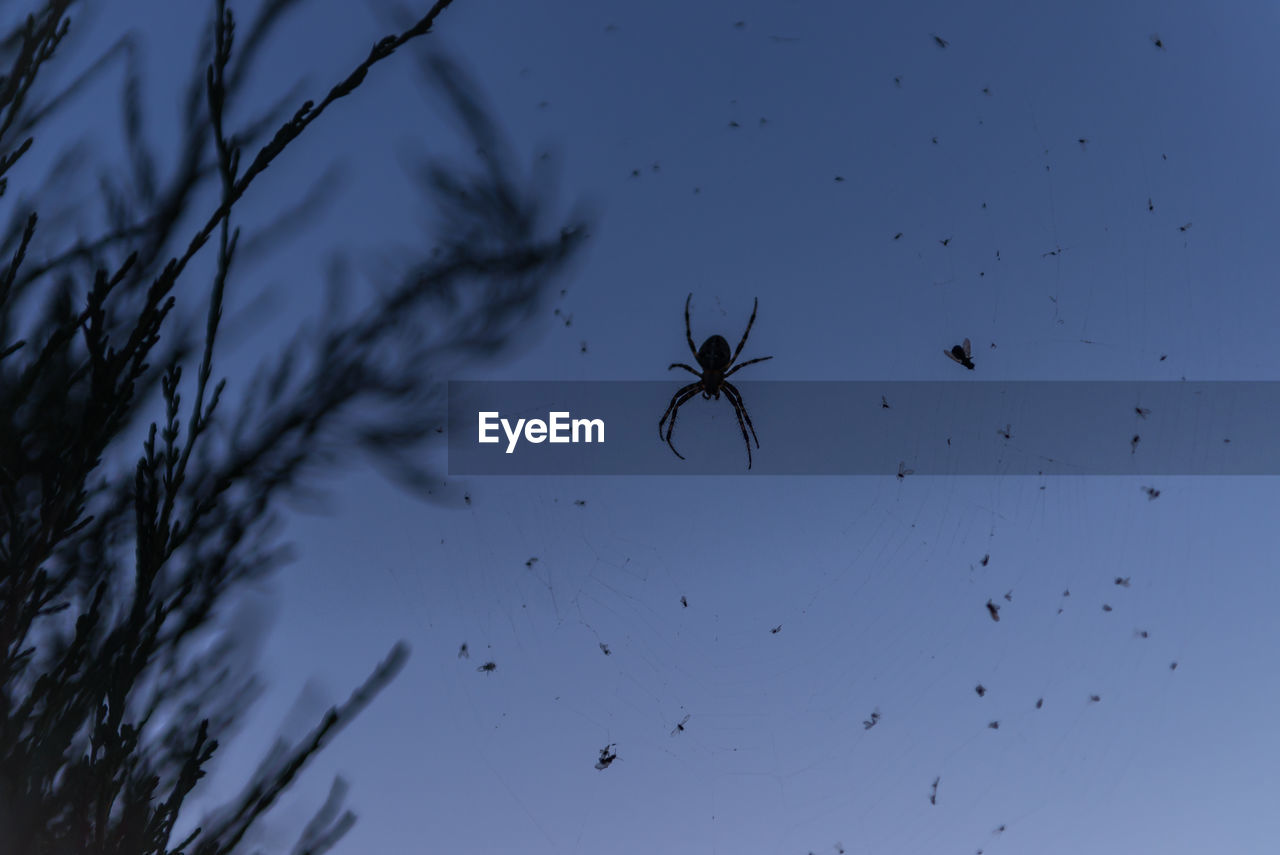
[659,294,774,468]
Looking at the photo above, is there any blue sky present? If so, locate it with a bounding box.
[46,0,1280,852]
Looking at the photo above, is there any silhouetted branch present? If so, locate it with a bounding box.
[0,0,588,853]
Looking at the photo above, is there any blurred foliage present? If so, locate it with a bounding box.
[0,1,588,852]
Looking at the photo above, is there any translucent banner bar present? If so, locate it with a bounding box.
[447,381,1273,475]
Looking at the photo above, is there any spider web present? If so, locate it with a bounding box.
[209,7,1280,855]
[365,462,1252,855]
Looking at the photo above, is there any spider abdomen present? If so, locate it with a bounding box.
[697,335,732,370]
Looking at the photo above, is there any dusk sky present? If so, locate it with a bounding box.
[51,0,1280,852]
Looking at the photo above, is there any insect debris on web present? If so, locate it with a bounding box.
[945,338,975,370]
[595,744,618,770]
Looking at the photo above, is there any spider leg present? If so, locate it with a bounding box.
[661,385,703,460]
[723,354,773,378]
[721,382,758,469]
[684,293,698,359]
[729,297,759,365]
[722,381,760,447]
[669,363,700,377]
[659,379,701,441]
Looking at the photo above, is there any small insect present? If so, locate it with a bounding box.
[994,825,1006,835]
[988,720,1000,730]
[680,596,688,608]
[1089,694,1101,703]
[1142,486,1161,500]
[599,643,611,656]
[525,557,538,568]
[982,86,991,95]
[1078,138,1089,149]
[630,168,641,178]
[734,20,745,28]
[930,776,940,805]
[477,661,496,673]
[1148,197,1155,212]
[1131,434,1141,453]
[1151,33,1164,49]
[932,136,939,145]
[580,341,588,354]
[595,744,618,770]
[1003,590,1013,602]
[975,684,986,697]
[1159,354,1167,361]
[1136,629,1150,639]
[945,338,976,370]
[997,424,1012,440]
[1102,604,1113,612]
[986,599,1000,622]
[1063,588,1070,597]
[464,493,471,506]
[1035,697,1044,709]
[980,554,990,566]
[1135,406,1151,418]
[728,120,740,128]
[770,624,782,634]
[939,237,950,246]
[458,643,469,659]
[1170,661,1178,671]
[834,176,845,182]
[670,714,691,736]
[893,232,903,240]
[932,34,949,48]
[1178,222,1192,232]
[1115,576,1131,587]
[660,295,773,468]
[863,709,881,730]
[894,75,903,87]
[897,461,914,480]
[881,395,891,409]
[574,499,586,506]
